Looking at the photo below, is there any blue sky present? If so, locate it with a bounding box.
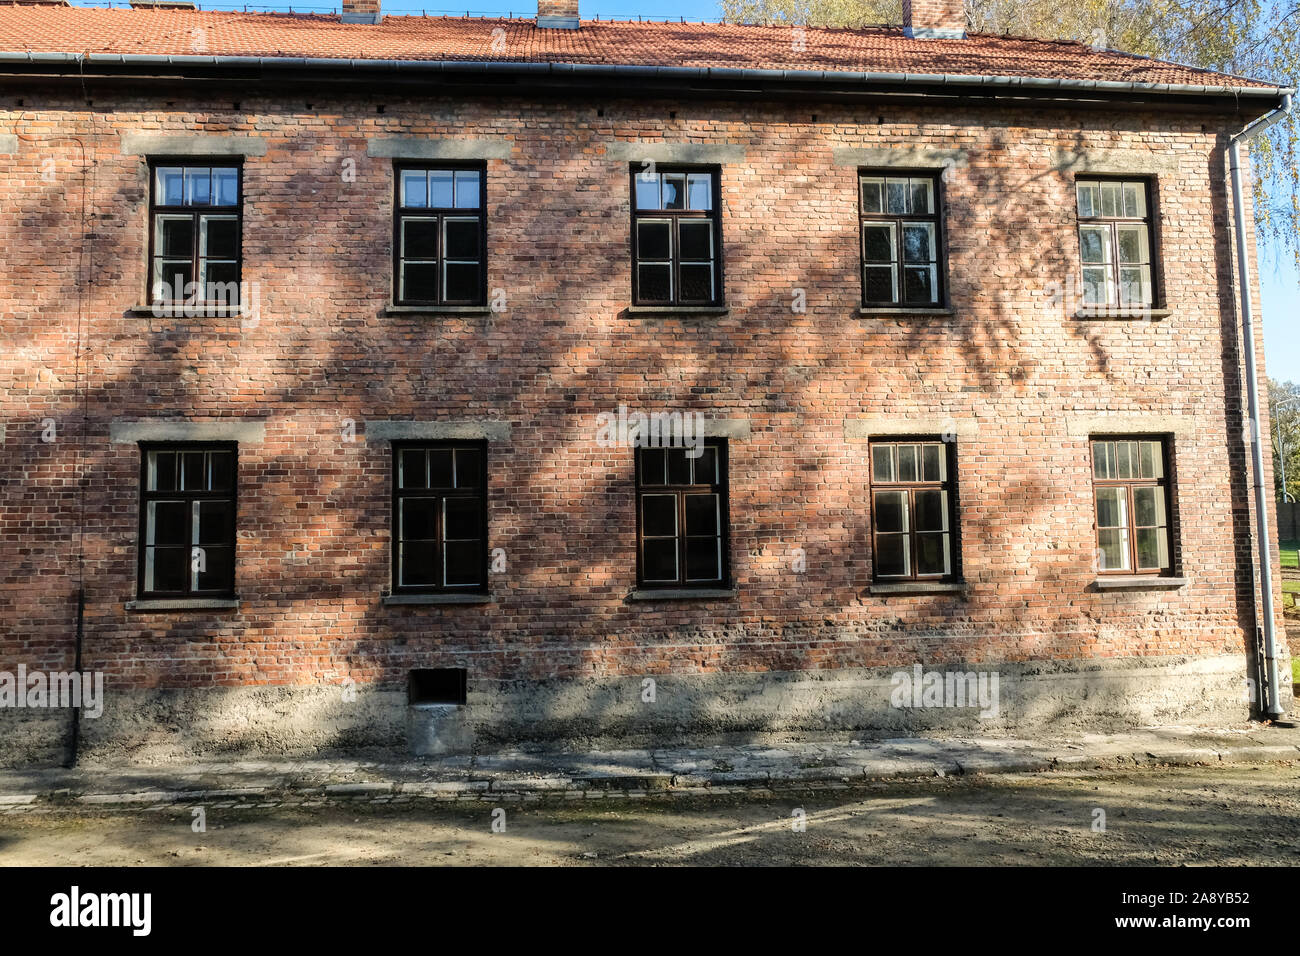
[179,0,1300,380]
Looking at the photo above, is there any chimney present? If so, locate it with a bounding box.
[341,0,382,25]
[536,0,579,30]
[902,0,966,39]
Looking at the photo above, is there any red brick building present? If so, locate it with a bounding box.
[0,0,1291,764]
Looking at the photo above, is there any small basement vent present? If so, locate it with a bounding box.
[409,668,467,706]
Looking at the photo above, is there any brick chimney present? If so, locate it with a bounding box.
[537,0,579,30]
[902,0,966,39]
[341,0,382,25]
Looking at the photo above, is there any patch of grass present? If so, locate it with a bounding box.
[1282,541,1299,569]
[1293,659,1300,685]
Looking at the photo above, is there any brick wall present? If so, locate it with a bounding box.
[0,84,1284,749]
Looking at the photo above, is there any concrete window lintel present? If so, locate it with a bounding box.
[701,419,750,439]
[1094,575,1188,590]
[1065,415,1196,439]
[110,420,267,443]
[120,134,268,157]
[0,134,17,155]
[844,417,978,441]
[364,420,512,442]
[1051,148,1179,177]
[366,138,513,161]
[604,142,747,165]
[832,146,969,169]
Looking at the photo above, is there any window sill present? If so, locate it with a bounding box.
[1075,308,1171,320]
[859,306,954,317]
[628,587,738,601]
[126,597,240,611]
[1094,575,1187,590]
[384,305,493,315]
[127,304,249,318]
[383,593,494,605]
[868,581,968,596]
[625,306,729,316]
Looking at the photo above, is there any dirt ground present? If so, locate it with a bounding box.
[3,762,1299,866]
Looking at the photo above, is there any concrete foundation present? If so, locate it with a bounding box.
[0,653,1278,767]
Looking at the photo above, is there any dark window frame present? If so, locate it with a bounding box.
[390,440,490,594]
[867,437,960,582]
[858,169,947,308]
[136,441,238,599]
[146,157,244,307]
[634,440,730,589]
[629,164,724,307]
[1089,435,1174,576]
[392,161,488,307]
[1075,176,1161,309]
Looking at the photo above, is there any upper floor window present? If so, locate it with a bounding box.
[631,167,722,306]
[635,442,728,587]
[859,172,944,307]
[869,439,957,580]
[1076,179,1156,309]
[138,444,236,598]
[1091,437,1171,574]
[393,442,488,592]
[149,162,242,307]
[394,164,486,306]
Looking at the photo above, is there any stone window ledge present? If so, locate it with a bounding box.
[126,598,240,612]
[859,306,955,317]
[126,304,250,318]
[624,306,729,316]
[1094,575,1187,590]
[868,581,968,596]
[383,593,494,605]
[1075,308,1172,321]
[629,588,738,601]
[384,305,494,315]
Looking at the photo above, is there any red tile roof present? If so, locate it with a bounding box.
[0,6,1281,91]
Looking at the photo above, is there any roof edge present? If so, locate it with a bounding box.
[0,51,1289,103]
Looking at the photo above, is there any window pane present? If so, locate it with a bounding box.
[914,489,947,532]
[685,537,721,581]
[637,219,671,260]
[871,445,894,482]
[862,223,894,263]
[202,261,239,292]
[454,448,481,488]
[864,265,896,303]
[685,493,718,535]
[1119,266,1152,307]
[635,173,660,210]
[429,170,454,207]
[148,500,188,546]
[443,218,480,259]
[1135,527,1169,570]
[1081,266,1111,306]
[156,216,193,257]
[921,443,943,482]
[694,445,718,485]
[886,179,908,214]
[200,216,239,260]
[444,540,482,586]
[860,178,883,213]
[184,167,211,205]
[402,218,439,259]
[401,169,428,208]
[662,173,685,210]
[1076,183,1098,218]
[154,260,193,292]
[149,452,177,491]
[146,546,188,592]
[213,168,239,206]
[454,170,480,208]
[401,263,438,302]
[443,262,481,302]
[902,223,935,264]
[642,538,678,582]
[687,173,712,210]
[639,448,666,485]
[1100,181,1121,217]
[679,264,713,302]
[399,541,437,587]
[443,496,480,540]
[916,533,949,576]
[1095,487,1127,529]
[209,451,233,491]
[1122,182,1146,218]
[678,220,713,261]
[180,452,206,490]
[1139,441,1163,479]
[197,500,230,545]
[641,494,677,537]
[400,449,427,489]
[875,533,908,577]
[1097,528,1129,571]
[903,266,937,304]
[637,263,672,302]
[155,166,185,206]
[897,444,918,482]
[428,450,454,488]
[1115,442,1134,479]
[1133,486,1165,528]
[667,449,691,485]
[1116,224,1148,264]
[401,498,438,541]
[909,179,933,214]
[195,545,231,591]
[1079,225,1111,264]
[1093,442,1113,480]
[874,490,908,533]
